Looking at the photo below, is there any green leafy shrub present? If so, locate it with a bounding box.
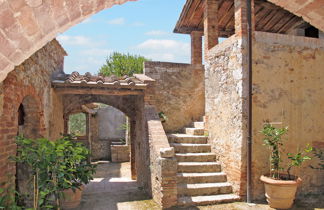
[68,113,87,136]
[0,184,22,210]
[261,123,312,180]
[158,112,167,123]
[12,136,96,209]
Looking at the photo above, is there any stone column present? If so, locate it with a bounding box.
[130,119,137,180]
[191,31,203,64]
[204,0,219,55]
[234,0,255,36]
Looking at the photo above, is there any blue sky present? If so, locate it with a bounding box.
[57,0,189,74]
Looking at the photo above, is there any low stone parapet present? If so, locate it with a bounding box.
[145,105,177,209]
[111,145,130,163]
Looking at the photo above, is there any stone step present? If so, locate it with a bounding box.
[178,182,233,196]
[178,194,240,206]
[175,153,216,162]
[171,143,211,153]
[111,141,125,145]
[177,172,227,184]
[192,121,204,129]
[185,128,205,136]
[168,134,207,144]
[177,162,221,173]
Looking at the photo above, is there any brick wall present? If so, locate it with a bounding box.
[144,61,205,133]
[0,39,66,186]
[144,105,177,208]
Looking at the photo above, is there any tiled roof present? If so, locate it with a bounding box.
[52,71,150,89]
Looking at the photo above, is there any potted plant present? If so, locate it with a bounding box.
[13,136,96,209]
[259,123,312,209]
[55,137,96,209]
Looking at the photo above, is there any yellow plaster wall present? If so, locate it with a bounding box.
[252,32,324,200]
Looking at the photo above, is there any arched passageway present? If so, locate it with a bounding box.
[66,104,130,162]
[16,95,42,206]
[52,72,150,184]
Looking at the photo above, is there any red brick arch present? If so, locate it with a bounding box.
[0,72,46,184]
[0,0,136,82]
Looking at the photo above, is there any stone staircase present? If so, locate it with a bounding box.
[167,121,240,206]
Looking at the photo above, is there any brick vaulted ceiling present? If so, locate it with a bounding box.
[0,0,135,82]
[0,0,324,83]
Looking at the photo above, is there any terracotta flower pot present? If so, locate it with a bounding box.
[60,186,84,209]
[260,175,302,209]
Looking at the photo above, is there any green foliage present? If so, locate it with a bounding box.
[260,123,312,180]
[68,113,86,136]
[287,144,312,179]
[98,52,149,77]
[158,112,167,123]
[0,183,23,210]
[261,123,288,179]
[310,148,324,170]
[12,136,96,209]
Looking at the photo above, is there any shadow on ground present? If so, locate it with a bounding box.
[71,162,160,210]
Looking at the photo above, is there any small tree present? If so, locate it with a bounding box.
[98,52,149,77]
[261,123,287,179]
[261,123,312,180]
[12,136,96,209]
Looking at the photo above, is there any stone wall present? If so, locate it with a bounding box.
[98,106,126,140]
[144,105,177,208]
[144,61,205,133]
[205,35,248,196]
[252,31,324,200]
[91,106,127,161]
[111,145,130,162]
[0,39,66,185]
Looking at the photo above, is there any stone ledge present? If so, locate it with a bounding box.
[254,31,324,49]
[160,147,175,158]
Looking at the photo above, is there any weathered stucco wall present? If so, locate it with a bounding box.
[92,106,127,161]
[205,35,248,196]
[144,61,205,133]
[0,39,66,184]
[252,32,324,200]
[98,106,126,140]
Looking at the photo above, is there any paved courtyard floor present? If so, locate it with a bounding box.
[73,162,323,210]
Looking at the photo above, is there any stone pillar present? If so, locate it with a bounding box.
[125,116,130,145]
[159,157,178,208]
[204,0,219,54]
[234,0,255,36]
[190,31,203,64]
[130,119,137,180]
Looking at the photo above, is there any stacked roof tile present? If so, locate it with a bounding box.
[52,72,147,88]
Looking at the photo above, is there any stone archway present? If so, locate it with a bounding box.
[62,94,144,181]
[17,95,42,138]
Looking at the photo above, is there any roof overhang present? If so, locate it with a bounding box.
[174,0,308,37]
[52,72,154,96]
